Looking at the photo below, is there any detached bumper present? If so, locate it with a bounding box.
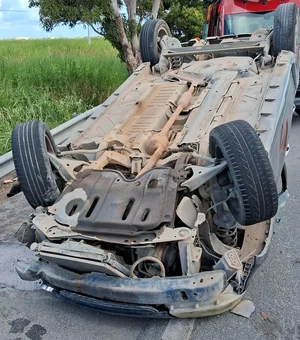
[16,259,242,318]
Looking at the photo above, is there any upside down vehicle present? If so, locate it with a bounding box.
[12,3,299,318]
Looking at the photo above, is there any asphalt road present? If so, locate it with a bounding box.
[1,116,300,340]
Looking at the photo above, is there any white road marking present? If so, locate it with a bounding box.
[161,319,196,340]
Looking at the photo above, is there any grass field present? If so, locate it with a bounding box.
[0,38,127,155]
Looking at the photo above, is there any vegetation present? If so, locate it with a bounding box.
[0,38,127,155]
[29,0,162,73]
[29,0,207,73]
[163,1,206,41]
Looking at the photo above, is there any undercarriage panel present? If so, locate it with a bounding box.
[61,168,177,234]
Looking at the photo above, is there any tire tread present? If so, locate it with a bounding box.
[140,19,171,66]
[209,120,278,226]
[12,121,60,208]
[273,3,298,56]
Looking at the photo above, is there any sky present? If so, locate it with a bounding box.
[0,0,96,39]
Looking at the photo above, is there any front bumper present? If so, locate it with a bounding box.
[16,259,243,318]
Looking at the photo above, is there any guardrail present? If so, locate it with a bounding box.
[0,108,96,179]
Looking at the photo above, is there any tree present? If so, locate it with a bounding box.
[29,1,206,73]
[29,0,162,74]
[151,0,161,19]
[162,0,206,41]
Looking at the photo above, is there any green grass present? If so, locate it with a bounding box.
[0,38,127,155]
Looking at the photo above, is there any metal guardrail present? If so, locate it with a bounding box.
[0,151,14,180]
[0,109,95,179]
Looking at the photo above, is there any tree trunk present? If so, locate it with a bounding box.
[110,0,139,74]
[151,0,161,19]
[125,0,140,62]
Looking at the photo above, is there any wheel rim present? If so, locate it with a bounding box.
[44,132,65,192]
[214,146,241,220]
[157,27,170,55]
[45,134,55,154]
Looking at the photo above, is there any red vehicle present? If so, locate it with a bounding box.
[205,0,300,37]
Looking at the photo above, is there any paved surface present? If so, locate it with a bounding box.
[0,171,17,205]
[1,116,300,340]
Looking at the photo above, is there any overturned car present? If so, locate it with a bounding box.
[12,3,299,318]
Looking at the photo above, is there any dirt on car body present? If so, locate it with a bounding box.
[11,3,299,318]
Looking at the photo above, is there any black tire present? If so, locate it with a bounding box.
[209,120,278,226]
[12,121,61,208]
[273,3,299,57]
[140,19,171,66]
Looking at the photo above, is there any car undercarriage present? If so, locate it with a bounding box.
[12,3,299,318]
